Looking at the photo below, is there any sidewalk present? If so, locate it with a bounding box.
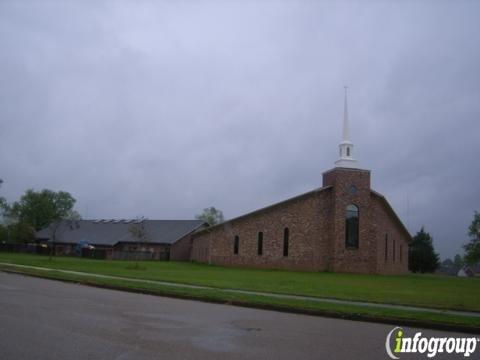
[1,261,478,318]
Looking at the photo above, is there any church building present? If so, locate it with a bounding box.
[191,90,411,274]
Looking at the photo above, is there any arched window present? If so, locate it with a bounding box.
[257,232,263,256]
[283,228,289,257]
[233,235,239,255]
[345,204,359,248]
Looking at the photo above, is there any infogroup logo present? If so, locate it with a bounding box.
[385,327,479,359]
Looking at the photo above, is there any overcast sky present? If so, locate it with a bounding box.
[1,1,479,259]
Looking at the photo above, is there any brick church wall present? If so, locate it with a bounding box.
[371,195,410,274]
[170,234,194,261]
[191,188,334,271]
[191,167,410,274]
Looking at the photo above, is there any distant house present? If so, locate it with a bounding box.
[457,266,475,277]
[35,219,207,260]
[436,259,460,276]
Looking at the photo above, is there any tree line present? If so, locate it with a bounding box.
[406,211,480,272]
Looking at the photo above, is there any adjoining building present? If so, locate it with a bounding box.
[35,219,206,260]
[191,89,411,274]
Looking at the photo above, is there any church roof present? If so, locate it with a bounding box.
[192,186,333,236]
[35,219,206,246]
[370,190,412,241]
[192,186,411,242]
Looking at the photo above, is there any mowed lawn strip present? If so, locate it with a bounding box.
[0,253,479,312]
[1,263,479,332]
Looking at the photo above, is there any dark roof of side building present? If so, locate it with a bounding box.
[36,219,207,246]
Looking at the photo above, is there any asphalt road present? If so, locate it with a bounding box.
[0,272,475,360]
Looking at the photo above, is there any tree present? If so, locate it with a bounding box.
[6,189,78,231]
[0,198,6,219]
[6,222,34,244]
[0,224,8,243]
[0,179,7,221]
[409,227,440,273]
[128,217,149,268]
[453,254,465,267]
[195,207,224,226]
[442,258,454,267]
[464,211,480,265]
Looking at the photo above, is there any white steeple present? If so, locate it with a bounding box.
[335,86,359,168]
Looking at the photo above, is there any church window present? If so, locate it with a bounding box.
[347,147,350,156]
[234,236,239,255]
[257,232,263,256]
[385,234,388,262]
[345,205,359,248]
[349,185,357,194]
[393,239,396,262]
[283,228,289,257]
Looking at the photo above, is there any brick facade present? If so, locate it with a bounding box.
[170,234,194,261]
[191,167,410,274]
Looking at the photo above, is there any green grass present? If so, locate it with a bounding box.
[0,252,479,313]
[1,262,479,332]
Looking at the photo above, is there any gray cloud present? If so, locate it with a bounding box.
[1,1,479,259]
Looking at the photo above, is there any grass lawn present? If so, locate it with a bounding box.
[0,252,479,313]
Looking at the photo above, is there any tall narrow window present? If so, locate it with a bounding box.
[233,235,239,255]
[345,205,359,248]
[283,228,289,257]
[385,234,388,262]
[400,244,403,262]
[393,239,396,262]
[347,147,350,156]
[257,232,263,256]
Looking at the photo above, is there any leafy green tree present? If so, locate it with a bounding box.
[0,223,8,242]
[0,198,6,216]
[409,227,440,273]
[453,254,465,267]
[6,189,79,231]
[195,207,224,226]
[464,211,480,265]
[0,178,7,221]
[6,222,34,243]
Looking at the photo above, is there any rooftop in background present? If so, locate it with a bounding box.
[35,219,207,246]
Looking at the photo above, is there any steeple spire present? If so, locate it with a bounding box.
[342,86,350,141]
[335,86,359,168]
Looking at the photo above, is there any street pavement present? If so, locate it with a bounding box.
[0,272,475,359]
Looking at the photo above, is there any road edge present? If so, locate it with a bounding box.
[1,268,479,335]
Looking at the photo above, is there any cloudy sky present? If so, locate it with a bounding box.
[1,1,479,259]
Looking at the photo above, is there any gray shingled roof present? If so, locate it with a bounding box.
[35,220,206,246]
